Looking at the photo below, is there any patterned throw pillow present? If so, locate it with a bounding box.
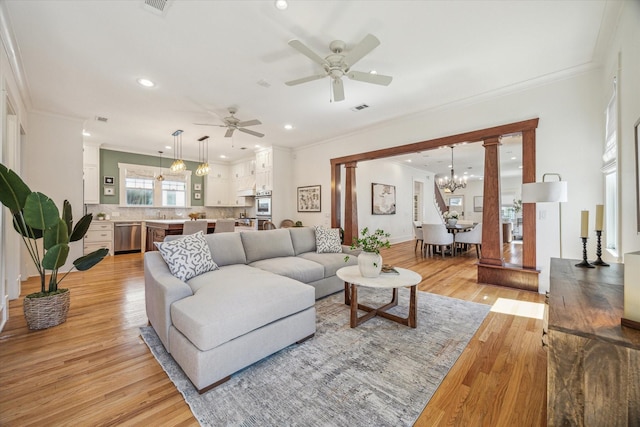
[154,231,218,281]
[314,226,343,254]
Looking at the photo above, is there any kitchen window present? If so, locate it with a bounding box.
[118,162,191,208]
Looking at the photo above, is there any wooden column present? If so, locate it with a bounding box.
[479,136,504,266]
[343,161,358,246]
[522,128,537,269]
[331,161,342,229]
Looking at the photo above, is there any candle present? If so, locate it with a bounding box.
[580,210,589,238]
[595,204,604,231]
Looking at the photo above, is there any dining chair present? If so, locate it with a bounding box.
[454,223,482,258]
[262,221,276,230]
[413,222,423,253]
[421,223,454,257]
[183,220,208,235]
[214,219,236,233]
[280,219,295,228]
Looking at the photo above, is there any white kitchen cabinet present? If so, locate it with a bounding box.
[83,144,100,204]
[84,221,113,255]
[205,164,231,206]
[255,148,273,192]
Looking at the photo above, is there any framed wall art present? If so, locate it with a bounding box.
[297,185,321,212]
[474,196,483,212]
[372,183,396,215]
[104,176,114,185]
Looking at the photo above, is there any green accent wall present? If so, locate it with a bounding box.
[99,149,205,206]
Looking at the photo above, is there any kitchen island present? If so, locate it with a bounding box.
[145,219,257,251]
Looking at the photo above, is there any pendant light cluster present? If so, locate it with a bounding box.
[195,135,210,176]
[437,146,467,193]
[170,129,186,172]
[156,151,165,181]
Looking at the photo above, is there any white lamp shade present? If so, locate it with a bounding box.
[522,181,568,203]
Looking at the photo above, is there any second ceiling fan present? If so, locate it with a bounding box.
[285,33,393,102]
[195,107,264,138]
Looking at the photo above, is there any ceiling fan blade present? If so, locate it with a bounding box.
[285,74,326,86]
[224,128,235,138]
[332,78,345,102]
[347,70,393,86]
[288,39,328,66]
[343,34,380,68]
[193,123,226,127]
[238,128,265,138]
[236,119,261,127]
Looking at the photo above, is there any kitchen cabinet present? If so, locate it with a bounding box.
[83,144,100,204]
[255,148,273,192]
[84,221,113,255]
[205,164,231,206]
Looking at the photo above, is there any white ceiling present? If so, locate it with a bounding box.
[3,0,614,179]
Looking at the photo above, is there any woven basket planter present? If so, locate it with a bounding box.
[23,289,70,330]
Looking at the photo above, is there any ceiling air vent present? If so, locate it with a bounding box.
[143,0,170,15]
[95,116,109,123]
[351,104,369,112]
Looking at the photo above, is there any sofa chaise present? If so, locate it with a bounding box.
[144,226,358,392]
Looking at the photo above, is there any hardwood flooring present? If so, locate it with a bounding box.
[0,240,546,426]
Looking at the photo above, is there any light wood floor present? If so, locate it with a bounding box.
[0,241,546,426]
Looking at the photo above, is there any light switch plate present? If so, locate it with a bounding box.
[104,187,114,196]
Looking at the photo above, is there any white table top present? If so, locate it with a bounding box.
[336,265,422,289]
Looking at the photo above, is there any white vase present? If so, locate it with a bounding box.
[447,218,458,226]
[358,252,382,278]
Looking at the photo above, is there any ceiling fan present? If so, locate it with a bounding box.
[194,107,264,138]
[285,33,392,102]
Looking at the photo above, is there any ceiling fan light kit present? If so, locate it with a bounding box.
[286,33,393,102]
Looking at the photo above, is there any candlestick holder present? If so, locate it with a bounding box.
[591,230,610,266]
[575,237,595,268]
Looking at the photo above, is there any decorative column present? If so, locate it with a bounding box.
[521,128,537,269]
[343,161,358,246]
[331,161,342,229]
[479,136,504,267]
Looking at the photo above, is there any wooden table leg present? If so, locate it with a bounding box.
[408,285,417,328]
[350,283,358,327]
[344,281,351,305]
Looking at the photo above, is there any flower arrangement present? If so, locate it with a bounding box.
[349,227,391,253]
[444,210,459,220]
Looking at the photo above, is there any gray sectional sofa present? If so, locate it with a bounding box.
[144,227,358,392]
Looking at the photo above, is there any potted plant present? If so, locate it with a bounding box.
[96,212,107,221]
[0,163,109,330]
[346,227,391,278]
[444,210,459,226]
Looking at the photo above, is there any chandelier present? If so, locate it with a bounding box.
[195,135,210,176]
[170,129,186,172]
[156,150,165,181]
[437,146,467,193]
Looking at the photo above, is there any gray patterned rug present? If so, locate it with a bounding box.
[140,288,490,426]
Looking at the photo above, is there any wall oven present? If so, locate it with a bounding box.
[256,193,272,217]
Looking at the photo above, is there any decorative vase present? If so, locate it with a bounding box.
[358,252,383,278]
[447,218,458,226]
[23,289,70,330]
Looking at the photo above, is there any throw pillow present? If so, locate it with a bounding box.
[314,226,342,253]
[154,231,218,281]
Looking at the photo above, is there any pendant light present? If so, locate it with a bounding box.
[195,135,210,176]
[437,146,467,193]
[156,151,165,181]
[170,129,186,172]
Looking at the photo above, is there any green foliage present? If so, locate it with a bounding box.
[0,162,109,294]
[350,227,391,254]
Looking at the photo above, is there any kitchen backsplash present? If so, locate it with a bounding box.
[86,205,254,220]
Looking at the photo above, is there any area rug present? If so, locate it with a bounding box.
[140,288,490,426]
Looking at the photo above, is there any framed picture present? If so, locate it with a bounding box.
[372,183,396,215]
[297,185,321,212]
[448,195,463,207]
[635,117,640,233]
[104,176,114,185]
[194,183,202,191]
[474,196,483,212]
[194,192,201,200]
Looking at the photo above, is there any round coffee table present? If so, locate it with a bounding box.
[336,265,422,328]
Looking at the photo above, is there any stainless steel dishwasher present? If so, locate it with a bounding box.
[114,222,142,253]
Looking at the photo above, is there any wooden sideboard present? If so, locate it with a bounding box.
[547,258,640,426]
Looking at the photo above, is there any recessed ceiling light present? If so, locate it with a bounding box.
[511,156,517,160]
[275,0,288,10]
[284,124,293,130]
[255,144,261,148]
[165,145,172,150]
[370,70,378,75]
[82,130,91,137]
[406,159,412,162]
[220,154,227,159]
[137,78,155,87]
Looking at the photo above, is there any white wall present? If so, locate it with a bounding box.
[293,69,605,293]
[23,111,84,277]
